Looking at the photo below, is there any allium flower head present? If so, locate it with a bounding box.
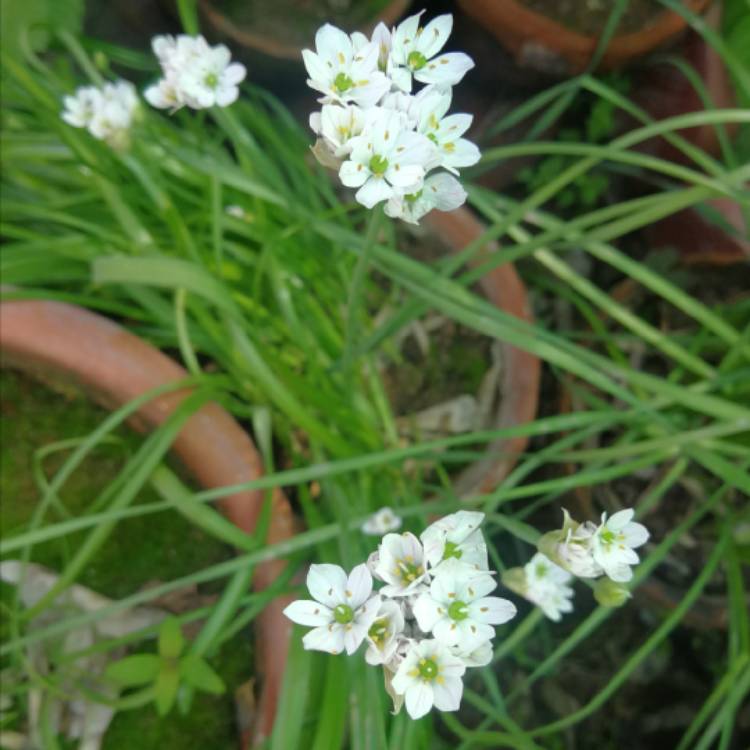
[304,9,479,223]
[420,510,488,571]
[412,558,516,650]
[503,552,575,622]
[283,563,380,655]
[145,34,246,111]
[391,638,466,719]
[61,81,139,149]
[591,509,649,582]
[361,506,402,536]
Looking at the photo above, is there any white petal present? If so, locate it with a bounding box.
[416,14,452,59]
[606,563,633,583]
[302,624,345,654]
[424,173,467,212]
[215,85,239,107]
[412,594,444,632]
[432,675,462,712]
[608,509,635,530]
[433,617,459,646]
[315,23,352,63]
[385,163,423,189]
[282,599,332,627]
[623,522,649,548]
[390,66,413,93]
[301,49,329,85]
[356,178,394,208]
[307,563,347,607]
[405,681,434,720]
[415,52,474,86]
[223,62,246,86]
[392,11,423,61]
[339,160,369,188]
[468,596,517,625]
[463,572,497,601]
[344,621,369,654]
[347,563,373,608]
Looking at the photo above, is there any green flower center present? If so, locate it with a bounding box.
[408,50,427,70]
[448,600,469,621]
[204,72,218,89]
[443,541,463,561]
[405,190,422,204]
[333,72,354,93]
[417,657,439,680]
[369,154,389,175]
[333,604,354,624]
[368,618,389,645]
[427,132,439,146]
[600,530,616,545]
[535,562,548,578]
[396,558,424,583]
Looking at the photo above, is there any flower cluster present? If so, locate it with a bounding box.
[539,508,649,583]
[303,10,480,223]
[284,511,516,719]
[61,81,139,149]
[145,34,246,111]
[502,553,574,622]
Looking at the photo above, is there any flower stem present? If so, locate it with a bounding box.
[342,208,382,373]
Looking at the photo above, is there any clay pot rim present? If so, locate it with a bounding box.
[200,0,412,61]
[459,0,713,71]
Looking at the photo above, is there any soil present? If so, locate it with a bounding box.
[521,0,665,36]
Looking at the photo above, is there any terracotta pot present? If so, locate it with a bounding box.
[0,299,294,747]
[427,206,541,496]
[457,0,713,75]
[200,0,411,61]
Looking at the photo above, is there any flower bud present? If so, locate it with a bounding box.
[593,578,632,608]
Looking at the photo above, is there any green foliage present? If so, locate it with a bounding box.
[519,74,630,211]
[0,0,84,62]
[107,618,225,717]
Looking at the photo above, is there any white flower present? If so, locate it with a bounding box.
[310,103,365,158]
[61,81,139,149]
[391,639,466,719]
[339,107,436,209]
[364,599,405,666]
[176,43,246,108]
[146,34,245,110]
[420,510,488,571]
[539,510,603,579]
[374,532,429,597]
[389,12,474,93]
[412,86,480,174]
[384,172,467,225]
[283,563,380,655]
[352,21,392,73]
[523,553,575,621]
[413,559,516,650]
[302,24,390,108]
[451,640,493,668]
[61,86,101,128]
[361,506,402,536]
[591,509,649,583]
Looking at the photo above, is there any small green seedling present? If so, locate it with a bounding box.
[105,617,225,716]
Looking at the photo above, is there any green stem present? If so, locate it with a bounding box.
[342,208,382,372]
